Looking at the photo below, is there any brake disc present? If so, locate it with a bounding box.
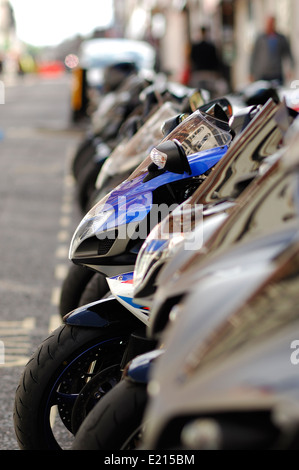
[71,364,122,434]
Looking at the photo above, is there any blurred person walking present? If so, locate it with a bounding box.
[250,16,294,85]
[187,26,225,96]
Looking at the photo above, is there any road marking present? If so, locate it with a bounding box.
[59,216,72,228]
[55,245,69,259]
[14,163,61,174]
[55,264,69,281]
[0,279,39,295]
[48,314,62,333]
[50,143,77,328]
[51,286,61,307]
[0,317,36,368]
[57,230,71,242]
[0,318,35,329]
[61,203,73,214]
[64,173,75,188]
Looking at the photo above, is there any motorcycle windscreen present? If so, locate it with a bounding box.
[128,109,232,181]
[95,101,180,189]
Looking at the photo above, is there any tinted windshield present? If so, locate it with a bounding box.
[187,100,285,206]
[128,109,232,181]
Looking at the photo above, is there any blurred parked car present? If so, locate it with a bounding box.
[70,37,157,122]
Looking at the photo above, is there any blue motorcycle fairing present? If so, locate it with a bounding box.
[125,349,165,384]
[63,296,139,328]
[90,145,229,235]
[70,144,229,263]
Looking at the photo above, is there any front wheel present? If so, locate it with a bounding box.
[13,323,133,450]
[72,137,97,181]
[72,378,148,450]
[59,264,95,318]
[76,159,106,213]
[59,265,109,319]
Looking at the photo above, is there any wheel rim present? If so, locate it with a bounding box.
[42,336,127,449]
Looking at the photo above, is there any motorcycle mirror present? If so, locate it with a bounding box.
[199,98,233,120]
[204,103,230,124]
[229,105,261,137]
[161,113,188,136]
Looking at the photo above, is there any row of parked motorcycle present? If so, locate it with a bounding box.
[13,61,299,450]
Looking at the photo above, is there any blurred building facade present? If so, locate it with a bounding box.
[1,0,298,89]
[0,0,22,74]
[114,0,299,91]
[0,0,15,50]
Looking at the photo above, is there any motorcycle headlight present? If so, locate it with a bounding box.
[69,193,115,260]
[133,201,203,299]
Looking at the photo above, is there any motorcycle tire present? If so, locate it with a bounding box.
[76,158,106,213]
[72,378,147,450]
[78,272,109,307]
[71,137,97,181]
[59,264,95,318]
[13,322,135,450]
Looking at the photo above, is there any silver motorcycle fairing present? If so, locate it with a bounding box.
[133,203,231,306]
[132,99,292,306]
[141,239,299,449]
[149,131,299,335]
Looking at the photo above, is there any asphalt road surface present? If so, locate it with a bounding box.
[0,72,85,450]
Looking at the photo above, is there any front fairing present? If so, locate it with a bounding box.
[133,200,233,303]
[149,221,299,337]
[151,203,230,287]
[142,241,299,449]
[69,184,153,262]
[144,323,299,449]
[106,207,231,325]
[69,144,228,266]
[105,207,231,321]
[107,272,150,325]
